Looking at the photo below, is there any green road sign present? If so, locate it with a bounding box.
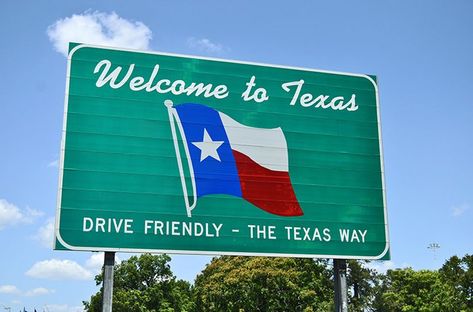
[54,43,389,259]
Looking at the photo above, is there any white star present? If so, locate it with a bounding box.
[192,129,224,162]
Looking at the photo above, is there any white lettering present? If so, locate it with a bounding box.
[94,60,134,89]
[339,229,367,243]
[94,60,229,100]
[171,80,187,95]
[194,223,204,236]
[129,76,145,91]
[248,224,256,239]
[281,80,304,105]
[345,94,359,111]
[323,228,331,242]
[247,224,276,239]
[83,217,93,232]
[144,220,153,234]
[351,230,360,242]
[155,221,164,235]
[311,227,321,241]
[293,227,302,240]
[96,218,105,232]
[213,223,223,237]
[82,217,133,234]
[339,229,350,242]
[143,220,222,238]
[183,222,192,236]
[156,79,172,93]
[313,95,330,108]
[145,65,160,92]
[359,229,367,243]
[241,76,269,103]
[329,96,345,110]
[285,226,331,242]
[213,85,229,99]
[282,79,358,112]
[124,219,133,234]
[171,221,180,235]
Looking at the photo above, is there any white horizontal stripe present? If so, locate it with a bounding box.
[219,112,288,172]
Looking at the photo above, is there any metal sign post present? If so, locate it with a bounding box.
[334,259,348,312]
[102,252,115,312]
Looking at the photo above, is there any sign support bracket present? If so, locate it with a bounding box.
[102,252,115,312]
[334,259,348,312]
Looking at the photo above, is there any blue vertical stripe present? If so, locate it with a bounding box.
[174,103,242,198]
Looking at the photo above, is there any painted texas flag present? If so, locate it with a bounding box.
[165,101,302,218]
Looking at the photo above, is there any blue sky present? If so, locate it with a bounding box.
[1,1,472,311]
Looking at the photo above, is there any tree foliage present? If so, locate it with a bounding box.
[192,256,333,312]
[372,268,461,312]
[346,260,380,311]
[439,254,473,310]
[83,253,193,312]
[83,253,473,311]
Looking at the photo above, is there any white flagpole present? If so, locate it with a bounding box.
[164,100,197,217]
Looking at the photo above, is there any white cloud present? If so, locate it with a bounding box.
[0,284,55,297]
[0,199,42,230]
[48,159,59,168]
[187,37,226,54]
[0,284,20,294]
[452,203,469,217]
[45,304,84,312]
[25,287,55,297]
[85,252,121,275]
[25,207,44,221]
[34,218,55,248]
[26,259,93,281]
[0,199,22,229]
[47,11,152,56]
[85,252,104,275]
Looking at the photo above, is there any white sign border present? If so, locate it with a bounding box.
[54,43,390,260]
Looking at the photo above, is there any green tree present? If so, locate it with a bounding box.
[346,260,380,312]
[83,253,193,312]
[192,256,333,312]
[439,254,473,310]
[371,267,459,312]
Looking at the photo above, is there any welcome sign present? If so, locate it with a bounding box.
[55,43,389,259]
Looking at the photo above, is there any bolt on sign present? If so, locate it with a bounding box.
[54,43,389,259]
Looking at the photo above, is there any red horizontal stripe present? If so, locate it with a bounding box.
[232,150,303,217]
